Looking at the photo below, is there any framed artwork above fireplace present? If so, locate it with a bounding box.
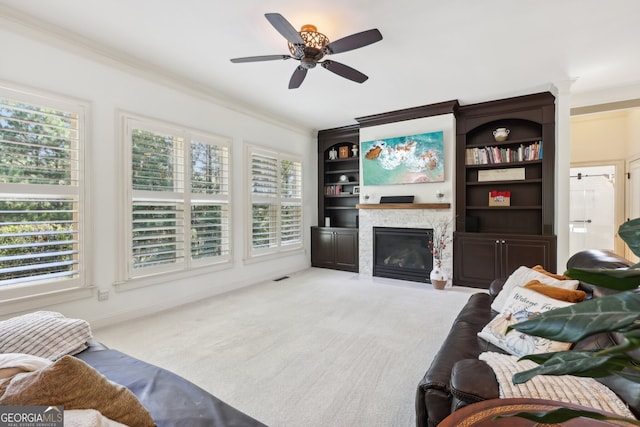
[361,130,445,185]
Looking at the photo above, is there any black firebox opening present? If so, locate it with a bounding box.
[373,227,433,283]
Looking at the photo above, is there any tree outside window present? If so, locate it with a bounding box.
[0,89,85,290]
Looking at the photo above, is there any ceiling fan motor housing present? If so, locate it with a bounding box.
[300,57,318,69]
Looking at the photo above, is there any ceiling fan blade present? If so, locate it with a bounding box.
[321,60,368,83]
[324,29,383,55]
[265,13,305,46]
[289,66,308,89]
[230,55,292,63]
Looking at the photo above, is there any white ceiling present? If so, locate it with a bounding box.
[2,0,640,131]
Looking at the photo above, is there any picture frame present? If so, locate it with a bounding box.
[361,130,444,185]
[352,186,360,195]
[339,146,349,158]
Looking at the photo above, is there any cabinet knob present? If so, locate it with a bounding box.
[495,240,500,244]
[501,240,506,244]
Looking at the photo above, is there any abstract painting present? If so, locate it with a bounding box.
[361,130,444,185]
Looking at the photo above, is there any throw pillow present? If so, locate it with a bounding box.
[479,287,574,357]
[532,264,570,280]
[0,355,155,427]
[0,311,92,360]
[479,351,636,419]
[524,280,587,303]
[491,266,580,313]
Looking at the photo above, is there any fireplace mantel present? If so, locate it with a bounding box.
[356,203,450,210]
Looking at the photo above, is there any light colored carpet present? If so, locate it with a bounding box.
[94,268,480,427]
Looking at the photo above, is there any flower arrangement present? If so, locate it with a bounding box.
[429,217,453,269]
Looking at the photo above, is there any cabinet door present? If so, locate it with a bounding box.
[334,230,358,271]
[311,228,336,268]
[311,227,359,272]
[502,236,556,278]
[453,233,500,289]
[454,232,557,289]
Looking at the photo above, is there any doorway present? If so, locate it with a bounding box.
[627,157,640,262]
[569,163,622,255]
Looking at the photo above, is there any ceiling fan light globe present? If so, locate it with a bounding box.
[288,26,330,56]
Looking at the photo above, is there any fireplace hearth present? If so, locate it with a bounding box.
[373,227,433,283]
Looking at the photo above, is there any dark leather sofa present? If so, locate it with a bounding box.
[75,342,266,427]
[415,249,640,427]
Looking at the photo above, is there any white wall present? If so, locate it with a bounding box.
[0,24,316,327]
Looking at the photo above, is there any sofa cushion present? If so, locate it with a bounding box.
[566,249,634,297]
[491,266,579,313]
[0,311,92,360]
[478,287,573,357]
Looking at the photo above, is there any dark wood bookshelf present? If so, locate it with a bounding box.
[454,92,557,289]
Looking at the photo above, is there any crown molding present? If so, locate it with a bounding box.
[355,100,459,128]
[0,5,314,137]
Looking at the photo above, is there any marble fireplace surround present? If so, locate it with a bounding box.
[358,204,454,283]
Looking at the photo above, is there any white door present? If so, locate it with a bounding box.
[569,165,617,255]
[626,158,640,262]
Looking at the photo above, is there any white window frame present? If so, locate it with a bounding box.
[0,81,92,311]
[245,144,303,261]
[117,113,232,290]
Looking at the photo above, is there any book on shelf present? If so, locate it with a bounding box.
[465,141,543,165]
[325,185,343,195]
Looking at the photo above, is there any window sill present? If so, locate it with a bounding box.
[243,247,305,265]
[114,259,234,293]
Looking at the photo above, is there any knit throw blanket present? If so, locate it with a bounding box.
[479,351,636,419]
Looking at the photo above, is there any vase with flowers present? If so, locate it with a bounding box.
[429,217,452,289]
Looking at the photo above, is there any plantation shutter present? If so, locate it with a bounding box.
[190,139,230,262]
[131,129,185,271]
[0,93,84,288]
[280,159,302,246]
[251,152,278,249]
[248,146,303,256]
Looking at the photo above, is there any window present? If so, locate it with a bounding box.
[247,145,303,258]
[122,115,231,282]
[0,84,88,298]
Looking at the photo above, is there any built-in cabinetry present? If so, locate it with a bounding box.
[454,233,556,287]
[454,93,556,288]
[311,227,359,271]
[312,125,360,272]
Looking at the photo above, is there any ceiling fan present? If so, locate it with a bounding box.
[230,13,383,89]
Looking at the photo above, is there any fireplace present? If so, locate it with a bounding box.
[373,227,433,283]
